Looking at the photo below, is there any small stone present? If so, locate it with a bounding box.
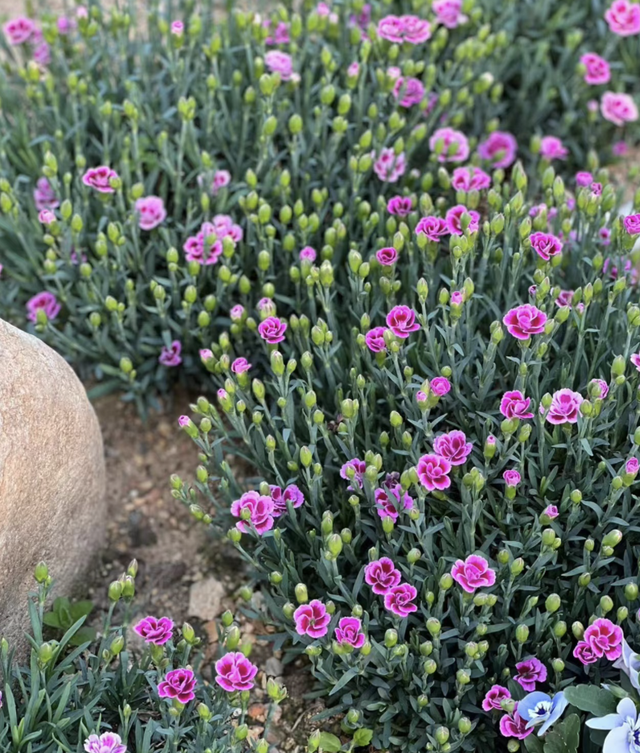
[265,657,284,677]
[188,577,225,621]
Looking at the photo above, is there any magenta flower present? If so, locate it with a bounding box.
[365,326,388,353]
[478,131,518,169]
[373,148,406,183]
[445,204,480,235]
[340,458,367,490]
[417,453,452,491]
[265,50,293,80]
[264,20,290,45]
[624,214,640,234]
[576,171,594,187]
[386,305,420,338]
[377,14,431,44]
[451,166,491,191]
[376,247,398,266]
[230,304,245,322]
[482,685,511,712]
[3,17,36,44]
[231,357,251,374]
[543,504,559,519]
[499,705,533,740]
[199,348,213,362]
[347,61,360,78]
[503,304,547,340]
[178,415,190,427]
[429,127,470,163]
[171,20,184,35]
[627,458,639,474]
[84,732,127,753]
[33,40,50,66]
[515,658,547,691]
[613,140,629,156]
[211,214,243,242]
[211,169,231,194]
[543,388,583,425]
[294,600,331,638]
[158,341,182,367]
[158,667,197,704]
[133,616,174,645]
[26,291,61,323]
[573,641,598,665]
[230,491,275,535]
[556,290,574,308]
[335,617,366,649]
[503,470,521,487]
[432,0,468,28]
[451,554,496,593]
[269,484,305,517]
[416,215,448,241]
[605,0,640,35]
[183,222,223,266]
[601,92,638,126]
[387,196,413,216]
[583,618,623,660]
[530,231,563,261]
[258,316,287,344]
[299,246,317,262]
[433,430,473,466]
[590,378,610,398]
[214,651,258,692]
[393,76,425,107]
[500,390,534,420]
[375,484,413,521]
[135,196,166,230]
[431,376,451,396]
[39,209,55,224]
[384,583,418,617]
[539,136,568,161]
[364,558,401,595]
[34,177,59,211]
[580,53,611,85]
[82,166,119,194]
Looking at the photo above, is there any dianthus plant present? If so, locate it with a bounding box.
[174,162,640,751]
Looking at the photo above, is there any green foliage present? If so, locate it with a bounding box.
[563,684,618,716]
[42,596,96,646]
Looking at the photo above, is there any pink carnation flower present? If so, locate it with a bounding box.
[613,140,629,156]
[133,616,174,645]
[269,484,305,517]
[393,76,425,107]
[265,50,293,80]
[84,732,127,753]
[365,326,388,353]
[231,357,251,374]
[82,166,119,193]
[624,214,640,234]
[347,61,360,77]
[590,378,609,398]
[601,91,638,126]
[258,316,287,344]
[39,209,55,224]
[583,618,623,660]
[605,0,640,35]
[539,136,568,161]
[376,247,398,266]
[135,196,166,230]
[171,20,184,35]
[299,246,316,262]
[503,470,521,487]
[158,667,197,704]
[364,557,401,595]
[294,600,331,638]
[384,583,417,616]
[482,685,511,712]
[375,484,413,521]
[212,169,231,194]
[500,390,534,420]
[27,291,61,322]
[530,231,563,261]
[377,14,431,44]
[514,658,547,691]
[215,651,258,692]
[478,131,518,169]
[335,617,366,648]
[573,641,598,665]
[451,554,496,593]
[340,458,367,490]
[158,340,182,367]
[429,127,470,163]
[580,53,611,85]
[451,166,491,191]
[433,430,473,466]
[543,388,583,425]
[432,0,468,28]
[34,177,59,211]
[416,453,452,491]
[230,304,245,322]
[576,171,593,187]
[230,491,275,535]
[627,458,639,474]
[3,17,36,45]
[264,20,290,45]
[183,222,223,265]
[445,204,480,235]
[386,305,420,338]
[431,376,451,396]
[373,148,406,182]
[387,195,413,216]
[543,504,559,519]
[33,41,50,66]
[416,215,448,241]
[502,304,547,340]
[499,705,533,740]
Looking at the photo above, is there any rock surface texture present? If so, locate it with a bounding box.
[0,319,106,646]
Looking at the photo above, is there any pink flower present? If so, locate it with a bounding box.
[573,641,598,665]
[265,50,293,80]
[416,390,428,405]
[26,291,61,322]
[503,304,547,340]
[34,177,59,211]
[576,171,594,187]
[375,484,413,521]
[605,0,640,35]
[530,231,563,261]
[416,215,448,241]
[38,209,55,224]
[178,416,190,427]
[416,453,452,491]
[82,166,119,193]
[624,214,640,234]
[429,127,470,163]
[340,458,367,490]
[451,166,491,191]
[386,305,420,338]
[580,53,611,85]
[230,491,275,535]
[269,484,305,517]
[171,20,184,35]
[543,504,559,519]
[316,3,331,18]
[451,554,496,593]
[514,658,547,691]
[601,91,638,126]
[294,600,331,638]
[431,376,451,396]
[349,3,371,30]
[500,390,534,420]
[376,247,398,266]
[543,388,583,425]
[433,430,473,466]
[373,148,406,182]
[299,246,316,262]
[590,378,609,398]
[613,140,629,156]
[478,131,518,169]
[231,357,251,374]
[3,17,36,44]
[133,616,174,645]
[600,227,612,244]
[135,196,166,230]
[377,14,431,44]
[215,652,258,692]
[33,41,50,66]
[212,213,243,242]
[433,0,468,28]
[445,204,480,235]
[157,667,197,704]
[258,316,287,344]
[588,99,599,113]
[503,470,521,487]
[384,583,418,617]
[451,291,463,305]
[387,196,413,216]
[539,136,568,161]
[229,305,244,322]
[393,76,425,107]
[583,618,623,660]
[257,297,276,313]
[482,685,511,712]
[365,326,388,353]
[158,340,182,367]
[347,61,360,77]
[183,222,224,265]
[264,20,290,45]
[556,290,574,307]
[84,732,127,753]
[364,558,401,594]
[335,617,366,649]
[499,705,533,740]
[212,170,231,194]
[627,458,639,474]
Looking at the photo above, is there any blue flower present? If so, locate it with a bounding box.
[587,697,640,753]
[517,691,568,736]
[613,640,640,692]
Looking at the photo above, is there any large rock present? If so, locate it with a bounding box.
[0,319,106,646]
